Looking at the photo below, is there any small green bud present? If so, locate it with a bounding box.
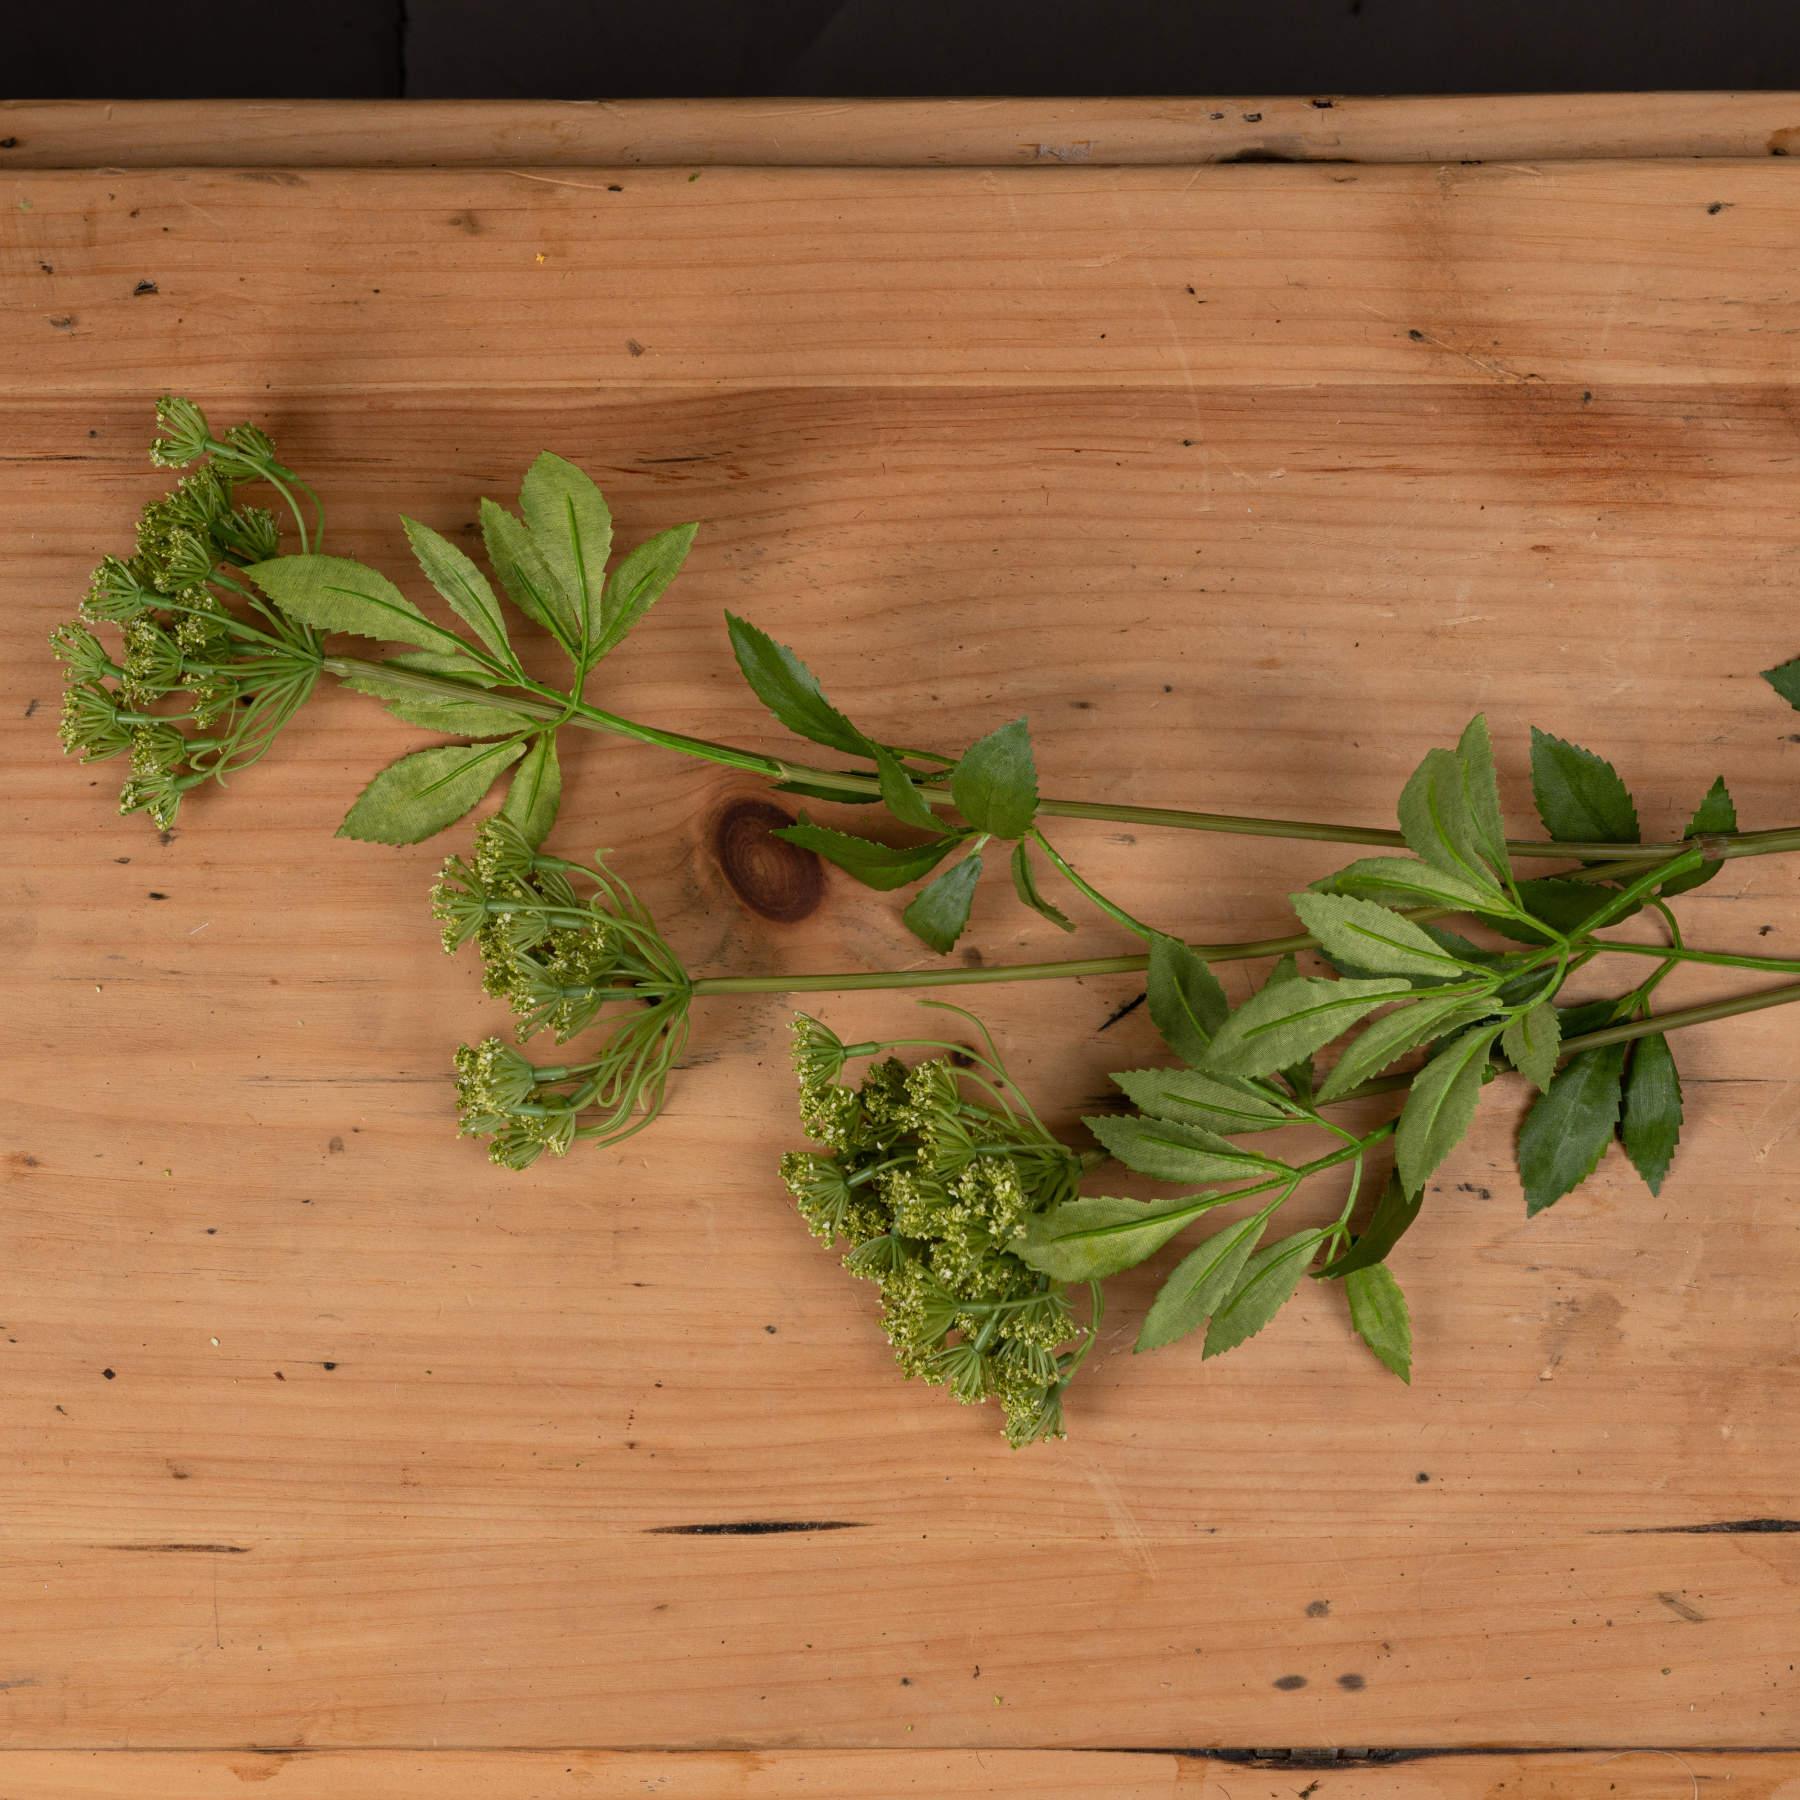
[149,395,212,468]
[82,555,154,623]
[49,622,112,682]
[57,682,131,761]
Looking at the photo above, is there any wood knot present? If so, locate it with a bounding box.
[712,799,823,923]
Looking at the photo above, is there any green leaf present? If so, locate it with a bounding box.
[770,775,880,806]
[726,613,872,758]
[500,732,561,848]
[1203,1228,1326,1359]
[1146,933,1229,1067]
[400,516,514,665]
[1395,1023,1504,1195]
[1010,840,1075,931]
[1017,1195,1207,1281]
[1293,891,1478,983]
[1398,746,1508,899]
[1660,776,1737,899]
[1083,1114,1288,1186]
[1346,1263,1412,1382]
[1761,656,1800,710]
[1488,876,1636,945]
[1263,954,1317,1101]
[1135,1209,1271,1353]
[1502,999,1562,1095]
[1319,1171,1423,1278]
[1110,1068,1291,1134]
[1317,994,1495,1103]
[775,821,958,891]
[1320,855,1518,917]
[1201,975,1412,1082]
[1529,728,1640,846]
[518,452,613,652]
[248,554,468,656]
[1621,1031,1683,1196]
[950,719,1038,839]
[1518,1042,1628,1215]
[334,663,540,737]
[593,521,697,663]
[337,739,525,845]
[479,498,578,649]
[874,744,941,831]
[1456,714,1511,885]
[901,852,983,952]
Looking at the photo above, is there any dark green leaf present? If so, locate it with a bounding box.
[901,852,983,951]
[592,521,697,663]
[1346,1263,1412,1381]
[1659,776,1737,899]
[1147,933,1229,1067]
[1083,1114,1288,1185]
[1396,1023,1504,1194]
[726,613,871,757]
[1317,994,1495,1103]
[401,516,514,665]
[1761,656,1800,710]
[479,498,579,649]
[1621,1031,1683,1196]
[1398,745,1509,899]
[1203,1228,1326,1359]
[1529,727,1640,845]
[1110,1067,1290,1134]
[518,452,613,652]
[1017,1195,1206,1281]
[1135,1209,1271,1353]
[1293,891,1478,982]
[1201,975,1412,1082]
[874,744,941,831]
[337,739,525,845]
[776,821,958,891]
[1319,1171,1422,1277]
[950,718,1037,838]
[1489,876,1637,945]
[1456,714,1511,885]
[1319,855,1518,917]
[249,554,467,656]
[1010,840,1074,931]
[1518,1041,1628,1215]
[500,731,561,848]
[1502,999,1561,1095]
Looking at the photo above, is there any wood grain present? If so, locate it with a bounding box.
[4,106,1800,1781]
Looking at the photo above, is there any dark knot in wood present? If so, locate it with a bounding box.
[712,799,823,923]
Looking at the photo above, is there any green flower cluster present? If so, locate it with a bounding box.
[780,1014,1098,1448]
[52,398,323,830]
[435,818,693,1167]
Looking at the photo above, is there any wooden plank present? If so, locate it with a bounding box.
[3,94,1800,169]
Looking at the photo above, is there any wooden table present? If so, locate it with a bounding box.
[4,96,1800,1797]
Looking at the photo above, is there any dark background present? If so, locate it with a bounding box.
[12,0,1800,98]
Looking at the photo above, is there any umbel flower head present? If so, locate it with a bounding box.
[780,1008,1098,1449]
[50,397,325,831]
[436,817,693,1167]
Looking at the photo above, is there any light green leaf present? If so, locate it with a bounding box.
[593,521,697,663]
[1319,1171,1423,1278]
[400,516,514,664]
[1518,1042,1628,1215]
[519,452,613,651]
[1110,1068,1291,1134]
[480,498,579,649]
[1502,1000,1562,1095]
[726,613,872,757]
[1660,776,1737,899]
[950,719,1038,839]
[1319,856,1518,917]
[1135,1209,1272,1353]
[776,821,958,891]
[1398,745,1509,898]
[1201,975,1412,1082]
[500,731,561,848]
[1083,1114,1288,1186]
[1010,840,1074,931]
[1396,1023,1503,1195]
[335,663,540,737]
[1203,1228,1326,1359]
[901,852,983,952]
[1293,891,1478,982]
[1317,994,1495,1104]
[874,744,941,831]
[1529,728,1640,845]
[248,554,467,656]
[1017,1195,1207,1281]
[337,739,525,845]
[1147,933,1229,1067]
[1621,1031,1683,1196]
[1346,1263,1412,1382]
[1456,714,1511,885]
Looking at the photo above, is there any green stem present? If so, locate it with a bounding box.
[1588,938,1800,977]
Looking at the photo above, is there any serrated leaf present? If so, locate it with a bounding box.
[1346,1263,1412,1382]
[1293,891,1477,982]
[901,851,983,952]
[480,498,578,649]
[593,521,697,663]
[500,732,561,848]
[1456,714,1511,885]
[335,663,540,736]
[1489,876,1636,945]
[1398,746,1508,899]
[873,744,941,830]
[1201,975,1412,1082]
[1203,1228,1326,1360]
[1317,994,1495,1103]
[770,775,881,805]
[726,612,872,757]
[1264,954,1317,1101]
[1396,1023,1503,1195]
[1621,1030,1683,1196]
[1518,1041,1628,1215]
[1135,1209,1272,1353]
[249,554,469,656]
[1147,933,1229,1067]
[1010,840,1074,931]
[1502,999,1562,1094]
[401,516,514,664]
[1017,1195,1209,1281]
[1660,776,1737,899]
[1110,1068,1291,1134]
[1529,727,1640,846]
[1083,1114,1288,1186]
[1319,1171,1423,1278]
[776,821,958,891]
[519,452,612,652]
[950,718,1037,838]
[1761,656,1800,710]
[337,739,525,845]
[1319,855,1518,917]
